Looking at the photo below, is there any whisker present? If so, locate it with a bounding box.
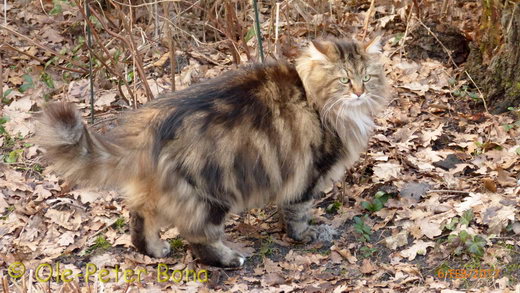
[335,101,348,134]
[321,97,344,133]
[322,97,343,116]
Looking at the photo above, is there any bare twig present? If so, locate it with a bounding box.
[111,0,180,8]
[107,0,154,101]
[224,1,241,64]
[253,0,264,63]
[427,189,470,195]
[39,0,49,16]
[80,0,151,103]
[274,2,281,56]
[162,1,176,91]
[412,0,421,19]
[3,0,6,25]
[86,2,95,123]
[73,0,136,105]
[159,15,204,46]
[1,272,9,293]
[506,3,518,35]
[361,0,376,40]
[0,47,3,101]
[389,1,415,59]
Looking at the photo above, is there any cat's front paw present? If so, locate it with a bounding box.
[223,251,245,268]
[147,240,171,258]
[287,224,336,243]
[287,224,317,243]
[191,242,245,268]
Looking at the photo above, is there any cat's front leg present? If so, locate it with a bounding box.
[281,197,319,243]
[281,193,336,243]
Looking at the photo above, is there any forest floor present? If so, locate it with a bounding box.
[1,0,519,292]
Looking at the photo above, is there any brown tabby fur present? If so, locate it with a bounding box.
[35,38,389,267]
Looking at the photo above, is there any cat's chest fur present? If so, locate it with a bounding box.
[315,110,375,191]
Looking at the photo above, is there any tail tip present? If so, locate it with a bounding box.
[37,102,84,146]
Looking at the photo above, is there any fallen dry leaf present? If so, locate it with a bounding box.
[360,259,377,274]
[482,178,497,192]
[372,162,402,181]
[384,230,409,250]
[400,240,435,261]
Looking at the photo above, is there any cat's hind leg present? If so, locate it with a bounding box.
[176,200,245,267]
[130,209,171,258]
[125,179,171,258]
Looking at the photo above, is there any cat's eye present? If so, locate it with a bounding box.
[339,77,350,84]
[362,75,371,82]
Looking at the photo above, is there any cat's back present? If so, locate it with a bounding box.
[134,61,323,206]
[147,61,318,155]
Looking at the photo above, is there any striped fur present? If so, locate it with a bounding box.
[35,38,389,267]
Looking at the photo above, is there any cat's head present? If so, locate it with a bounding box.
[296,37,388,118]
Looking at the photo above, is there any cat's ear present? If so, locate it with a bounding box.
[365,35,383,54]
[309,40,340,61]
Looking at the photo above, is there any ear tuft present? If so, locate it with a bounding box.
[365,35,382,54]
[308,40,339,61]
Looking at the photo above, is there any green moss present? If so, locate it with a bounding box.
[111,217,126,230]
[85,235,112,254]
[169,238,185,252]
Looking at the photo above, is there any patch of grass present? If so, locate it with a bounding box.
[111,217,126,231]
[0,117,8,135]
[4,149,24,163]
[259,236,277,258]
[2,89,13,104]
[326,201,342,214]
[32,164,44,173]
[49,0,64,15]
[0,206,15,221]
[85,235,111,254]
[435,262,452,278]
[169,237,185,253]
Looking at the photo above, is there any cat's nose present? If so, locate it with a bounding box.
[352,85,364,96]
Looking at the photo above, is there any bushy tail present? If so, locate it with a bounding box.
[34,103,126,189]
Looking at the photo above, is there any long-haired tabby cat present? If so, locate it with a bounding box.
[35,37,388,267]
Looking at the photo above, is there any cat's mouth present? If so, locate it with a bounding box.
[344,93,370,106]
[349,93,366,100]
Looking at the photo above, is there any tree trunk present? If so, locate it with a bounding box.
[466,1,520,113]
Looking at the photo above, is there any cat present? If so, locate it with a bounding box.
[35,37,389,267]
